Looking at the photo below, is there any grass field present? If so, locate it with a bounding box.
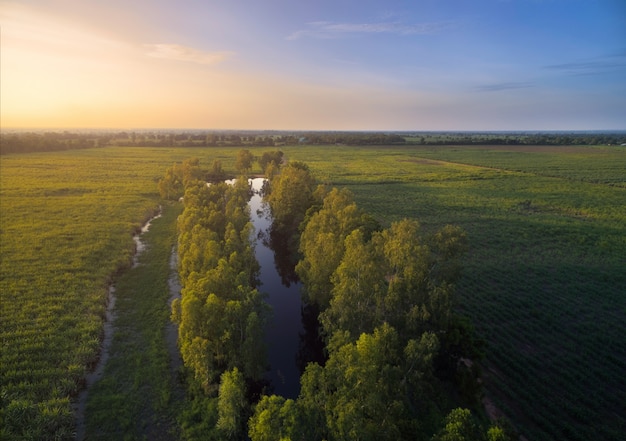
[83,203,183,441]
[1,145,624,440]
[280,144,626,441]
[0,147,242,440]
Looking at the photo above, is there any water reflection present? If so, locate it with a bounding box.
[249,178,303,398]
[248,178,327,398]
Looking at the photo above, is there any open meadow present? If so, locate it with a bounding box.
[0,147,241,440]
[1,145,624,440]
[280,144,626,441]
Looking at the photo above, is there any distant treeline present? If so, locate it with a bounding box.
[405,131,626,146]
[0,132,107,155]
[2,130,625,154]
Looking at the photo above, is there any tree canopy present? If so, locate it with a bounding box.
[166,156,511,441]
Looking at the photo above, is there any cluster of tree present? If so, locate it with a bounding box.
[296,132,407,145]
[163,154,516,439]
[4,130,625,154]
[158,150,283,202]
[167,158,272,439]
[246,162,514,440]
[405,131,626,146]
[111,132,280,147]
[0,132,107,154]
[110,131,406,147]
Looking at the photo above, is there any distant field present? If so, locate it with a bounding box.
[280,144,626,441]
[1,145,624,440]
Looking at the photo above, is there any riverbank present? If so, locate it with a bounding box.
[83,202,184,440]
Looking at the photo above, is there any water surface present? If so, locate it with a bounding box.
[248,178,303,398]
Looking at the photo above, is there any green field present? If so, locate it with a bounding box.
[280,144,626,441]
[0,148,241,440]
[1,145,624,440]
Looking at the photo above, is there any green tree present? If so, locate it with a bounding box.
[427,224,468,286]
[486,426,508,441]
[182,157,203,187]
[296,187,372,308]
[258,150,284,173]
[235,149,255,174]
[298,324,442,441]
[431,408,480,441]
[158,162,184,200]
[320,229,385,339]
[217,368,247,439]
[248,395,301,441]
[266,162,318,236]
[208,159,226,181]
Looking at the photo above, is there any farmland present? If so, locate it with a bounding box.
[279,144,626,441]
[0,147,240,440]
[1,144,624,440]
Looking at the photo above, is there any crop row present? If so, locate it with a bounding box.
[276,145,626,440]
[0,149,172,440]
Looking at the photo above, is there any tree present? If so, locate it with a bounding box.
[431,408,480,441]
[296,187,372,308]
[320,229,386,339]
[235,149,255,174]
[217,368,247,439]
[258,150,284,173]
[266,162,318,236]
[248,395,301,441]
[298,324,441,441]
[182,157,203,187]
[208,159,226,181]
[427,224,468,286]
[158,162,184,200]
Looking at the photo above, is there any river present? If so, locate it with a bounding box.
[248,178,304,399]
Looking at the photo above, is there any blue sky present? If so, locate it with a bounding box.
[2,0,625,130]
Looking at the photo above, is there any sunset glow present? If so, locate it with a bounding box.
[2,0,625,130]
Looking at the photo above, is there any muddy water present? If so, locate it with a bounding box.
[132,213,162,267]
[73,211,162,441]
[248,178,304,398]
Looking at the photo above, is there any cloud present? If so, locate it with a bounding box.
[545,53,626,76]
[144,44,233,65]
[287,20,454,40]
[474,81,534,92]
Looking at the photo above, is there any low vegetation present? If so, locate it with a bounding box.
[1,143,623,440]
[0,148,244,440]
[278,144,625,441]
[83,203,183,440]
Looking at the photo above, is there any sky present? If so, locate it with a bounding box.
[2,0,625,131]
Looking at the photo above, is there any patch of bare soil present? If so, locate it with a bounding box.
[481,365,533,441]
[471,145,599,154]
[398,158,445,165]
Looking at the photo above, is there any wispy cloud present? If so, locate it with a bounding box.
[474,81,534,92]
[144,44,233,65]
[545,53,626,76]
[287,20,454,40]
